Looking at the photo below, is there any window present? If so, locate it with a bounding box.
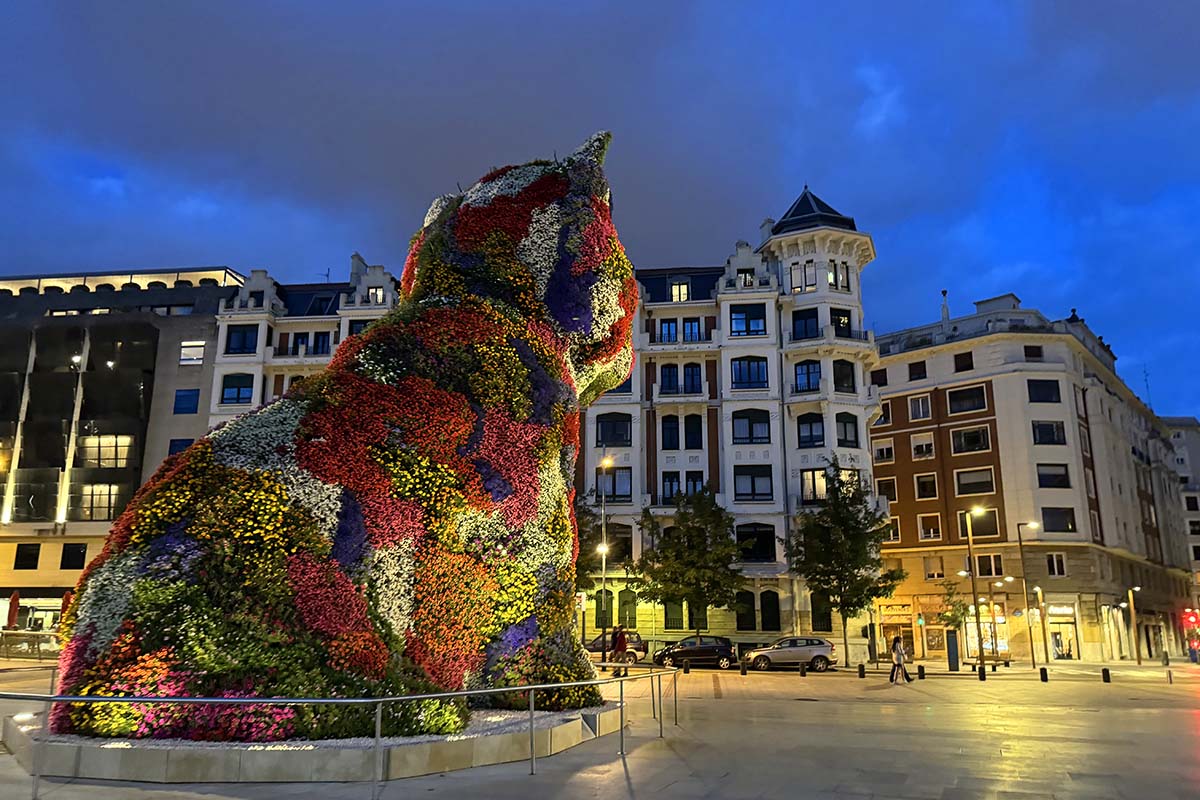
[1042,507,1078,532]
[924,555,945,579]
[14,543,40,570]
[611,376,632,394]
[730,304,766,337]
[797,413,824,448]
[662,471,681,502]
[224,324,259,355]
[312,331,332,356]
[683,363,703,394]
[367,286,385,304]
[1047,552,1067,577]
[661,415,679,450]
[660,363,679,392]
[1027,379,1061,403]
[1024,345,1044,361]
[737,523,776,562]
[909,361,927,381]
[659,319,678,343]
[909,394,931,421]
[737,268,755,287]
[179,340,205,365]
[951,426,990,454]
[1191,520,1200,535]
[618,588,638,629]
[732,357,768,389]
[954,352,974,372]
[290,332,310,356]
[80,484,121,521]
[77,435,133,468]
[685,471,704,495]
[221,373,254,405]
[827,261,851,291]
[1032,420,1067,445]
[1037,464,1071,489]
[918,514,942,541]
[664,601,684,630]
[873,438,894,464]
[735,590,756,631]
[688,604,708,631]
[957,509,999,538]
[976,554,1003,577]
[734,465,773,502]
[670,281,689,302]
[168,438,193,455]
[59,542,88,570]
[349,319,373,336]
[876,477,897,503]
[947,386,986,414]
[791,308,820,341]
[885,517,900,542]
[911,432,935,460]
[173,388,200,415]
[596,467,632,501]
[732,409,770,444]
[830,308,852,337]
[593,589,613,628]
[875,401,891,427]
[596,413,632,446]
[835,412,859,447]
[956,468,995,496]
[811,591,833,632]
[870,368,888,387]
[684,414,703,449]
[915,473,938,500]
[800,468,827,505]
[833,360,855,393]
[756,590,780,631]
[794,360,821,393]
[682,318,701,342]
[1187,496,1199,512]
[1193,545,1200,561]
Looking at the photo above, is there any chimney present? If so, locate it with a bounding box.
[760,218,775,244]
[940,289,951,324]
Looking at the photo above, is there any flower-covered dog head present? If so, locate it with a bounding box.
[399,132,637,404]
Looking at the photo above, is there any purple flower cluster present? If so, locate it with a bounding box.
[331,491,368,572]
[140,523,203,582]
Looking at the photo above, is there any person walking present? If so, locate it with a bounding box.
[612,625,628,677]
[889,636,913,684]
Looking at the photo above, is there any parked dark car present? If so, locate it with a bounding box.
[652,635,736,670]
[585,631,648,663]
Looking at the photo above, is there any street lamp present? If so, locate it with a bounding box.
[1015,521,1039,669]
[963,506,987,669]
[598,453,614,670]
[1128,585,1142,665]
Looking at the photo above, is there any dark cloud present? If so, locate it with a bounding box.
[0,1,1198,411]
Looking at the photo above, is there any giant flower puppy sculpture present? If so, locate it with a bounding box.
[53,133,637,741]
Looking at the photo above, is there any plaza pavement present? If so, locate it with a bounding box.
[2,663,1199,799]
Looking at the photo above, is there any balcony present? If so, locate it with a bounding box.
[788,382,822,396]
[646,330,715,349]
[835,328,871,342]
[653,381,709,403]
[784,325,875,351]
[270,344,333,364]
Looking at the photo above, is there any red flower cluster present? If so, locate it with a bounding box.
[572,195,616,276]
[287,553,372,638]
[475,409,547,528]
[453,173,569,250]
[400,230,426,297]
[328,631,389,680]
[407,548,499,689]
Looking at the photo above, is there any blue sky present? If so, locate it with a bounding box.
[1,1,1197,413]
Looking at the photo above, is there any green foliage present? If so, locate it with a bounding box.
[574,490,603,593]
[631,487,743,632]
[937,579,972,630]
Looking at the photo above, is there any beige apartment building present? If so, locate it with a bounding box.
[1163,416,1200,607]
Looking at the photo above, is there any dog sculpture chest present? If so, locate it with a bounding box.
[54,133,637,740]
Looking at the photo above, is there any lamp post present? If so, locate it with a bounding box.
[962,506,987,667]
[598,453,613,671]
[1128,585,1142,665]
[990,575,1016,660]
[1034,586,1051,662]
[1016,521,1040,669]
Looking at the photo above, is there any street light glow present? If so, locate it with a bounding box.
[970,506,985,517]
[993,581,1004,588]
[1004,576,1015,583]
[1025,521,1040,530]
[596,543,608,555]
[956,570,970,577]
[1132,586,1141,592]
[600,456,614,468]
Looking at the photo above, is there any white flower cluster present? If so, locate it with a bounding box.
[73,547,146,657]
[512,460,574,574]
[516,204,562,295]
[457,508,512,556]
[461,164,547,208]
[367,541,416,645]
[423,193,458,228]
[272,465,342,536]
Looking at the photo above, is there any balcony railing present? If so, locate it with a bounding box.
[789,382,821,395]
[835,329,871,341]
[788,330,822,342]
[649,331,713,345]
[731,381,768,391]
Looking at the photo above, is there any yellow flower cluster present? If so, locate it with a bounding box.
[373,448,468,549]
[492,563,537,628]
[468,337,532,419]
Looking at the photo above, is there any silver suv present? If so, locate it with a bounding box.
[745,637,836,671]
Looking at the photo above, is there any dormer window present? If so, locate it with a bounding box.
[368,286,385,304]
[670,280,690,302]
[736,268,755,288]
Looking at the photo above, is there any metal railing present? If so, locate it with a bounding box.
[0,662,679,800]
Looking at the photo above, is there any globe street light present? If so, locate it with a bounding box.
[1015,521,1040,669]
[963,506,987,671]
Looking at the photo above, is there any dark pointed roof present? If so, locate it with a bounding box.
[771,186,856,235]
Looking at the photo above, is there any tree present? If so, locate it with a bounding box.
[574,491,603,594]
[783,457,906,666]
[936,578,971,631]
[631,487,743,636]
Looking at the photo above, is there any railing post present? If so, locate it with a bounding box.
[32,695,50,800]
[649,671,656,719]
[617,679,625,756]
[528,689,536,775]
[673,670,678,726]
[372,701,383,800]
[657,674,663,739]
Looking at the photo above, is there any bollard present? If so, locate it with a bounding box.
[990,663,997,672]
[857,663,865,679]
[1004,660,1010,668]
[1168,669,1173,685]
[1101,667,1111,683]
[1039,667,1048,682]
[683,659,691,674]
[799,663,807,678]
[978,666,986,681]
[917,665,926,680]
[740,659,748,676]
[1162,651,1170,667]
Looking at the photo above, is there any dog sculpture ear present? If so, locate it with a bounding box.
[423,192,461,229]
[568,131,612,166]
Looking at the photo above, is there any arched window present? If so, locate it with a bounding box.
[593,589,614,628]
[735,590,756,631]
[731,356,768,389]
[684,414,704,449]
[760,590,781,631]
[607,523,633,561]
[835,412,859,448]
[794,359,821,393]
[683,362,703,394]
[797,413,824,448]
[732,409,770,444]
[618,588,638,629]
[736,523,776,563]
[833,359,856,393]
[810,591,833,632]
[596,413,632,446]
[687,603,708,631]
[660,363,679,393]
[664,600,684,630]
[661,414,680,450]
